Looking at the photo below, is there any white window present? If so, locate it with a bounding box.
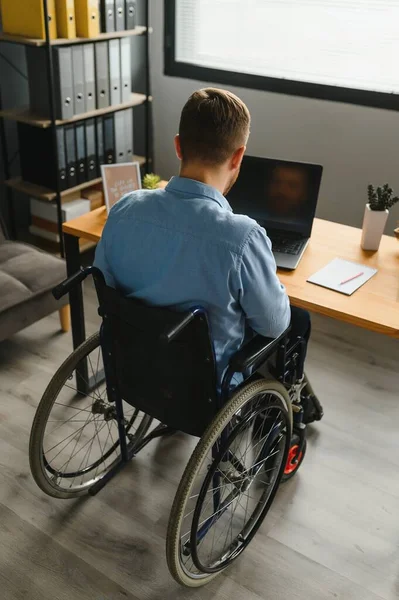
[168,0,399,107]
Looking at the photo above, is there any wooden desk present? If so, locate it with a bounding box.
[63,205,399,354]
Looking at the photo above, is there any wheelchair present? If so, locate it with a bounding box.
[29,266,313,587]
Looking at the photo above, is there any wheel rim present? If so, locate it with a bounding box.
[37,336,151,494]
[284,444,302,475]
[176,392,289,577]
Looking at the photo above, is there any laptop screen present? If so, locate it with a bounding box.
[227,156,323,237]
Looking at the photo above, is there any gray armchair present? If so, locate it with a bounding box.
[0,216,69,343]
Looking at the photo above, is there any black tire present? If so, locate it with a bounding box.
[166,378,292,587]
[29,332,153,498]
[281,433,307,482]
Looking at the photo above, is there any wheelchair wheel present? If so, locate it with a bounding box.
[166,379,291,587]
[29,332,153,499]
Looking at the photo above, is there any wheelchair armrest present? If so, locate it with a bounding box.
[229,328,290,373]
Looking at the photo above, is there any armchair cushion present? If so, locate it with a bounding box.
[0,241,66,314]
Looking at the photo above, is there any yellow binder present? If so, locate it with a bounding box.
[0,0,57,40]
[74,0,100,38]
[55,0,77,39]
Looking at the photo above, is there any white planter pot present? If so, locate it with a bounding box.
[361,203,388,251]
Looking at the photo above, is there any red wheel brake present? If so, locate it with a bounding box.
[284,444,303,475]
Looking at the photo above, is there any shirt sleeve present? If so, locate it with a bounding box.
[237,225,291,338]
[94,235,116,288]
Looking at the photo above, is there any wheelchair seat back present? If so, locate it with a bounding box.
[93,270,218,436]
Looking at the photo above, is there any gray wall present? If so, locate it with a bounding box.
[150,2,399,234]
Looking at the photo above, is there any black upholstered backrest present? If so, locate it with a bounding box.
[93,270,218,437]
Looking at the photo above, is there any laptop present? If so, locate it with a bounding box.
[227,156,323,270]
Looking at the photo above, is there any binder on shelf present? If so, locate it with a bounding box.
[74,0,100,38]
[71,46,86,115]
[120,38,132,104]
[65,124,78,188]
[115,0,125,32]
[26,46,74,120]
[100,0,115,33]
[109,40,122,106]
[124,108,134,162]
[0,0,57,40]
[75,122,87,183]
[57,127,68,190]
[95,41,110,109]
[85,118,98,181]
[125,0,136,30]
[96,117,105,175]
[103,114,115,164]
[53,47,74,120]
[17,123,67,191]
[114,111,126,163]
[55,0,76,39]
[83,44,96,112]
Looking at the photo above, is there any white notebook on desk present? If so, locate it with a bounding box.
[307,258,377,296]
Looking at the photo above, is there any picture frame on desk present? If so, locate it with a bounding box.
[101,161,141,213]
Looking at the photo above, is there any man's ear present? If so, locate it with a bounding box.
[231,145,246,170]
[174,134,183,160]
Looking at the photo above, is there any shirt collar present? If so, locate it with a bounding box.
[165,176,232,212]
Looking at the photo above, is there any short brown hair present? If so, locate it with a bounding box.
[178,88,250,165]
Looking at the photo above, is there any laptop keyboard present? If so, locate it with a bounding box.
[268,232,304,256]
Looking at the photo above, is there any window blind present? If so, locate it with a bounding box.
[175,0,399,95]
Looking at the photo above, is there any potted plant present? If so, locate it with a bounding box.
[361,184,399,251]
[142,173,161,190]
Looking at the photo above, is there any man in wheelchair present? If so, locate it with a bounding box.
[29,88,324,587]
[94,87,323,426]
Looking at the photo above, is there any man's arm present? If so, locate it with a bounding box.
[237,225,291,338]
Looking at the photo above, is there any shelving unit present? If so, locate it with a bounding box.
[0,1,152,257]
[0,25,148,47]
[5,155,146,201]
[0,93,149,128]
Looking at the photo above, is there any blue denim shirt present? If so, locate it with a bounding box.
[94,176,290,386]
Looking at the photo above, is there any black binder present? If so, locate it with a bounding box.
[57,127,68,190]
[65,124,77,188]
[103,114,115,164]
[85,118,97,181]
[115,0,125,31]
[75,122,87,184]
[100,0,115,32]
[17,123,68,191]
[125,0,136,29]
[96,116,105,175]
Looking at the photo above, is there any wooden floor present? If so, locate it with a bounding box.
[0,282,398,600]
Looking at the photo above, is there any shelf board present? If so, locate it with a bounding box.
[6,155,147,201]
[0,93,148,129]
[0,26,147,47]
[17,228,97,256]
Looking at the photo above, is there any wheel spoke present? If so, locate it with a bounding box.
[176,393,289,579]
[33,334,152,495]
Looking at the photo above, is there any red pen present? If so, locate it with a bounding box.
[340,271,364,286]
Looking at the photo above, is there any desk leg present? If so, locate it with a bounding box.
[64,233,88,394]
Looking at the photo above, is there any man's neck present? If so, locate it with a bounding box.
[179,165,227,195]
